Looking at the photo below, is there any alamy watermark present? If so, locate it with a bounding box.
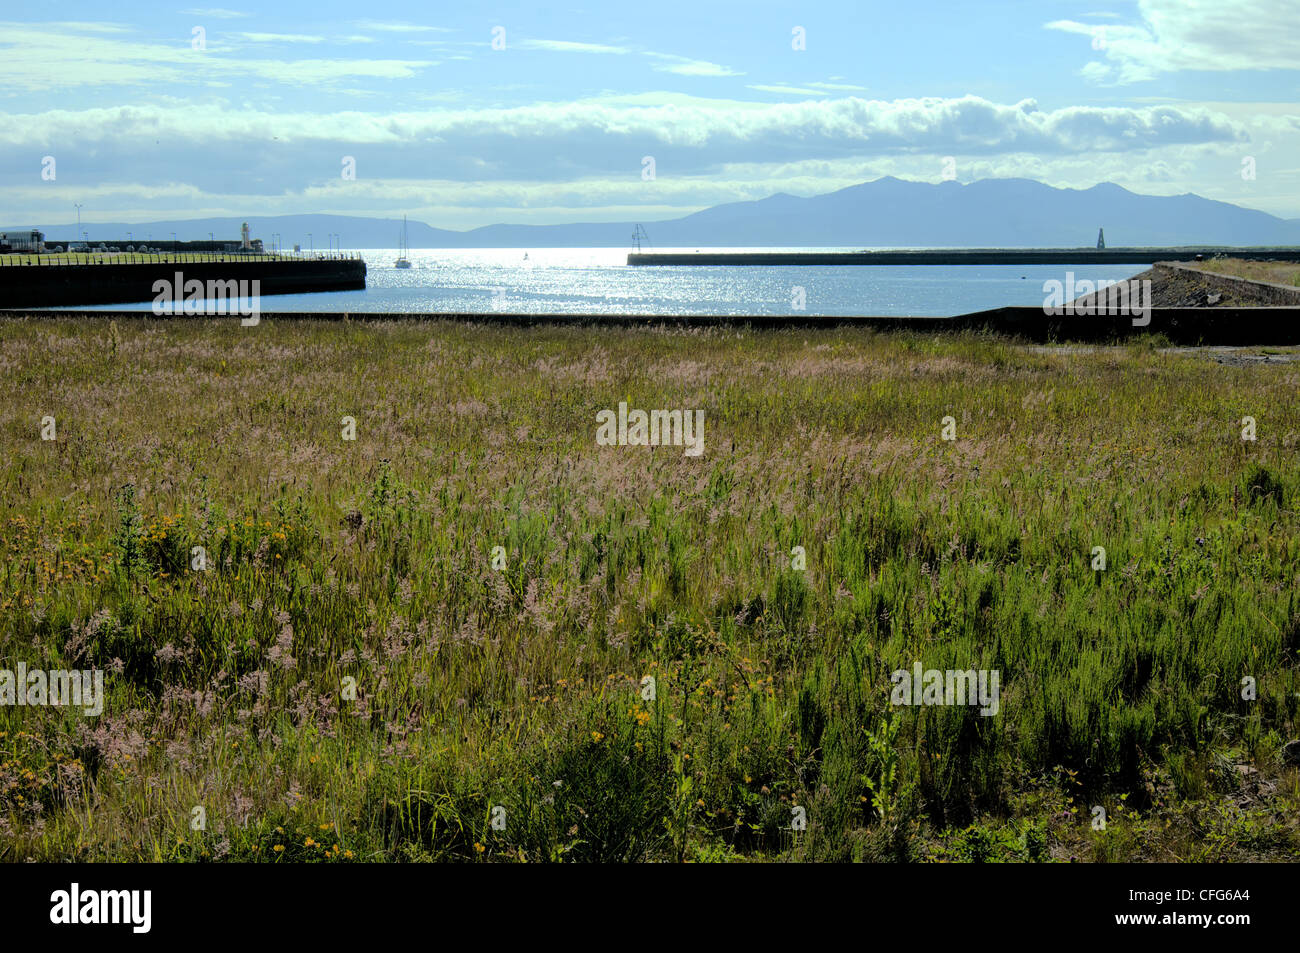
[152,271,261,325]
[50,883,150,933]
[890,663,1000,716]
[0,664,104,716]
[1043,272,1151,327]
[595,402,704,457]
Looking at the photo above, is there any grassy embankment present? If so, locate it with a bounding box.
[1188,258,1300,288]
[1,317,1298,862]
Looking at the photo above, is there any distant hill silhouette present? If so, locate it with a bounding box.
[12,178,1300,248]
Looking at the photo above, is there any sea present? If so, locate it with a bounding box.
[64,247,1151,318]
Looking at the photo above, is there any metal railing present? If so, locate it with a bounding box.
[0,252,364,266]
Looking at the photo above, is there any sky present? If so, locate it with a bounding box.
[2,0,1298,231]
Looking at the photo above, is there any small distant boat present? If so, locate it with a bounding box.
[394,215,412,268]
[523,252,529,261]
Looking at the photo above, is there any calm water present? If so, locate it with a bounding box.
[68,247,1150,318]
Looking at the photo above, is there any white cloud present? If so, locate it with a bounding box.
[644,53,742,77]
[747,85,825,96]
[1048,0,1300,83]
[0,23,435,90]
[181,8,249,18]
[351,20,454,33]
[517,39,629,54]
[235,33,326,44]
[39,21,131,33]
[0,95,1249,173]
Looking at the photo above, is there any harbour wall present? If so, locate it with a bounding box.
[627,248,1300,266]
[0,257,366,308]
[5,305,1299,345]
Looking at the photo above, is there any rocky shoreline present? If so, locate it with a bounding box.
[1133,261,1300,307]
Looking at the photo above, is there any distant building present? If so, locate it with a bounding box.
[0,229,44,252]
[237,223,264,253]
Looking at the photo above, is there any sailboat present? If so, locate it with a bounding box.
[394,215,412,268]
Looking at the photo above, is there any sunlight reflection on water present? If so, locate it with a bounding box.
[65,247,1150,318]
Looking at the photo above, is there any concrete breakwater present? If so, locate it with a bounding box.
[627,247,1300,266]
[7,306,1299,345]
[0,256,366,308]
[1152,262,1300,306]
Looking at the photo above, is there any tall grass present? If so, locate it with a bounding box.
[0,318,1297,861]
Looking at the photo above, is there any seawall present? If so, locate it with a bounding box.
[0,257,366,308]
[4,306,1299,345]
[1153,262,1300,306]
[627,248,1300,266]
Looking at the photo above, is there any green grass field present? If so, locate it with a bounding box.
[1,317,1298,862]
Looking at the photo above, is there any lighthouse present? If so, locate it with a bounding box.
[1097,228,1106,250]
[241,222,252,251]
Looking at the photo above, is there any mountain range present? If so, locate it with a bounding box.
[11,177,1300,249]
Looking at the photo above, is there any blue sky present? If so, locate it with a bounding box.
[2,0,1298,230]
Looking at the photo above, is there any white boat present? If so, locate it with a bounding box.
[394,215,412,268]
